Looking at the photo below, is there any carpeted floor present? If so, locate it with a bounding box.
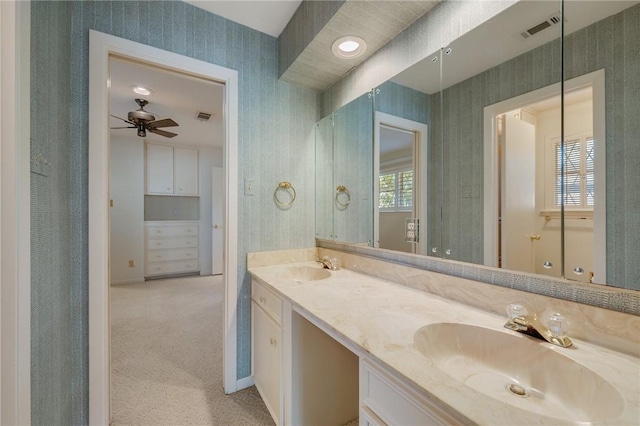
[110,275,274,425]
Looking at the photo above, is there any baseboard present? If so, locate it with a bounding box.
[110,278,144,285]
[236,376,254,391]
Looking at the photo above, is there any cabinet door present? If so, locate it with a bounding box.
[252,302,281,424]
[174,147,199,195]
[146,144,174,194]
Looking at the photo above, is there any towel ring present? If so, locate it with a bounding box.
[274,181,296,208]
[335,185,351,208]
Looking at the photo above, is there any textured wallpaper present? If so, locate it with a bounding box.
[30,2,73,425]
[31,0,318,423]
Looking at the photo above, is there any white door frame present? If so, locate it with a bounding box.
[89,31,239,425]
[483,70,606,281]
[374,112,429,255]
[211,166,224,276]
[1,1,31,424]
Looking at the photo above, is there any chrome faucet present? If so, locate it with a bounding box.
[504,304,573,348]
[317,255,339,271]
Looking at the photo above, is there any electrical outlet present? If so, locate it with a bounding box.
[129,260,135,268]
[405,218,419,243]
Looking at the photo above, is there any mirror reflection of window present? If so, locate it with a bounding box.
[554,135,594,208]
[379,169,413,210]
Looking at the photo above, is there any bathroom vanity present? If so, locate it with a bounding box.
[248,249,640,425]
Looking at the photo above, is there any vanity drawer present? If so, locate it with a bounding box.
[146,224,198,238]
[146,248,198,262]
[146,236,198,250]
[145,259,199,276]
[361,359,460,426]
[252,280,282,324]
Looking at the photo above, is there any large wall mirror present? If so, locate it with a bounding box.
[315,0,640,291]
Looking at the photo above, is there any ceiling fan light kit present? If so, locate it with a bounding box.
[110,98,179,138]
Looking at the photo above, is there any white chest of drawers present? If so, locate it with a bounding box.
[145,221,200,278]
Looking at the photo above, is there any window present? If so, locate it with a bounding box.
[379,168,413,210]
[554,135,594,208]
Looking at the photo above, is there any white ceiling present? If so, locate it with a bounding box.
[380,125,413,155]
[184,0,302,37]
[109,57,224,148]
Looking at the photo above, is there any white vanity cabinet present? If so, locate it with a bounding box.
[145,221,199,277]
[251,280,283,425]
[360,358,462,425]
[146,143,199,195]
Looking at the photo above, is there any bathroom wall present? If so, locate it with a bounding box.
[30,2,73,424]
[431,5,640,289]
[109,136,145,284]
[30,0,318,423]
[374,80,430,126]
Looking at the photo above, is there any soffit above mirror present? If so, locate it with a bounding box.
[279,0,440,91]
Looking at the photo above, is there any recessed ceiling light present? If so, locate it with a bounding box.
[332,36,367,59]
[132,86,153,96]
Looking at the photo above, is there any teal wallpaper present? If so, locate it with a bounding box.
[31,0,318,423]
[31,2,73,425]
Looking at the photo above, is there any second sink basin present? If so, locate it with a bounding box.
[280,265,331,282]
[413,323,623,423]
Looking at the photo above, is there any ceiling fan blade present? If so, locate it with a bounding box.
[148,118,179,128]
[110,114,135,125]
[110,126,136,129]
[148,128,178,138]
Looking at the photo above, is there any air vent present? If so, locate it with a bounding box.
[520,12,561,39]
[195,111,213,121]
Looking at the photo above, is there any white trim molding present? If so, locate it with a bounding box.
[1,1,31,424]
[89,31,239,425]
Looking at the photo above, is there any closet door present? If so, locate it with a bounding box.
[146,143,174,194]
[174,147,199,195]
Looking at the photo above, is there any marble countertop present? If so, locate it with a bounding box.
[249,261,640,425]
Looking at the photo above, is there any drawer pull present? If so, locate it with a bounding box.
[269,338,277,347]
[186,264,192,268]
[156,254,161,258]
[155,242,162,246]
[260,297,266,304]
[155,267,162,271]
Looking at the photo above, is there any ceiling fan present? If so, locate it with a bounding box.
[110,98,179,138]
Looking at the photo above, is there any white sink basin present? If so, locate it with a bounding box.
[280,265,331,282]
[413,323,624,423]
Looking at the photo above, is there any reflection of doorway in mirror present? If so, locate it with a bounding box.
[374,113,428,255]
[485,71,605,283]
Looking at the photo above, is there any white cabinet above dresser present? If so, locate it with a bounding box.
[145,221,200,278]
[146,143,199,196]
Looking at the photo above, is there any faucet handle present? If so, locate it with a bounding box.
[547,312,568,338]
[506,303,528,320]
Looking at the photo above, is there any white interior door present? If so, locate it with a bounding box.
[502,115,536,273]
[211,166,224,275]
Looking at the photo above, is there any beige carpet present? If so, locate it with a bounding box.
[110,275,274,425]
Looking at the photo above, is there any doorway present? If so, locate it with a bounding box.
[89,31,240,424]
[374,112,429,255]
[484,70,605,283]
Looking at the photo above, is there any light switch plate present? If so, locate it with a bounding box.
[244,178,255,195]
